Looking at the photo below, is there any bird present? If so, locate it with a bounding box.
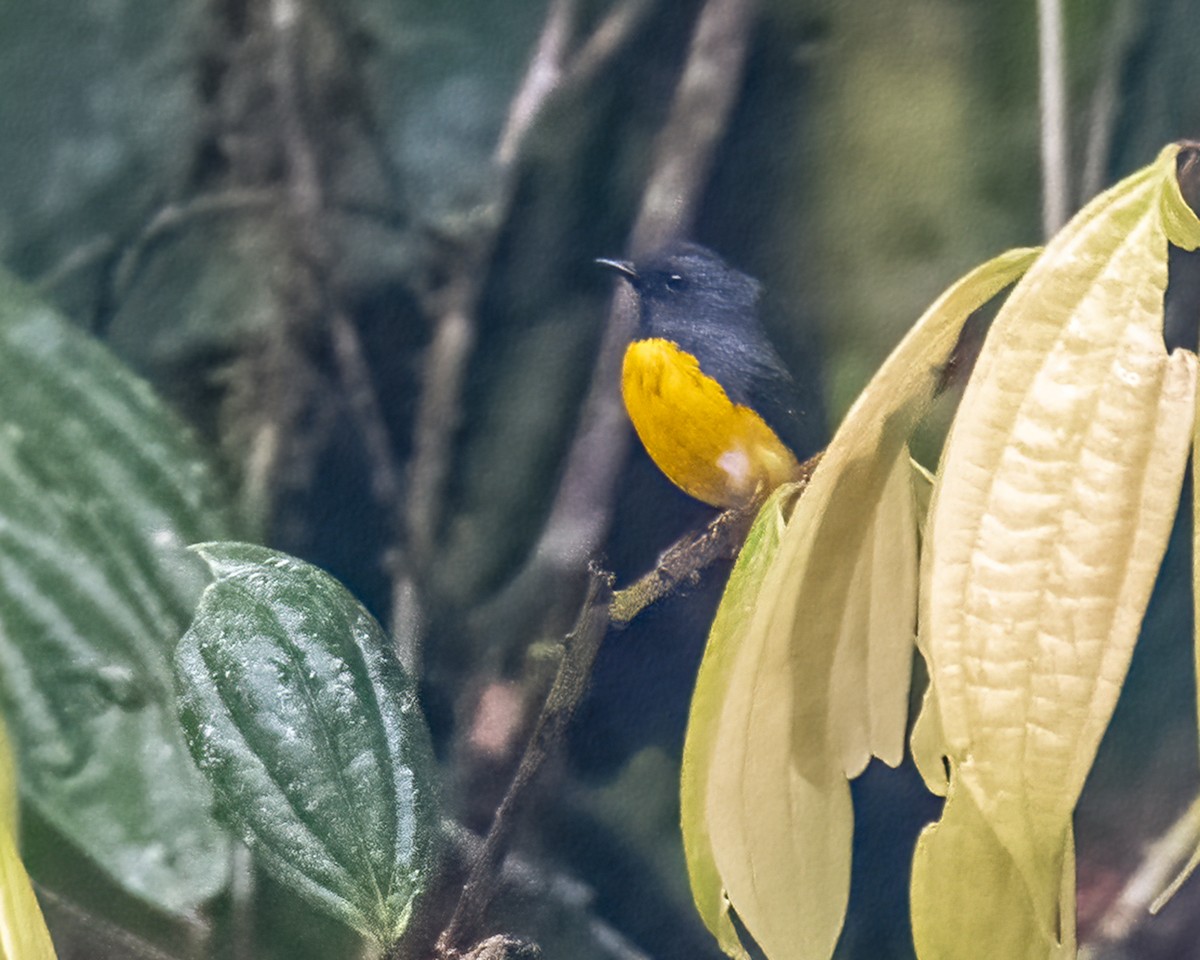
[597,242,812,508]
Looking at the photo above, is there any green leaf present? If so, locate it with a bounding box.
[0,2,199,304]
[682,248,1039,960]
[917,144,1200,958]
[0,269,233,912]
[175,543,440,944]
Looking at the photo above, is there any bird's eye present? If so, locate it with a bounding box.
[665,274,688,293]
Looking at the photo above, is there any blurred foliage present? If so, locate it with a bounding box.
[0,0,1197,959]
[0,269,236,915]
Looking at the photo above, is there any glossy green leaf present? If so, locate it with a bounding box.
[682,248,1038,960]
[916,144,1200,958]
[0,268,233,911]
[175,543,440,944]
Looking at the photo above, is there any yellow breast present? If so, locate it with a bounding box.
[621,338,800,508]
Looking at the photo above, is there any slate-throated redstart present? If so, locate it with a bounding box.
[598,242,810,508]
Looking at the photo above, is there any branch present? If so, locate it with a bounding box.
[431,451,818,958]
[432,7,764,944]
[259,0,427,667]
[400,0,648,672]
[608,505,754,624]
[34,235,116,299]
[1037,0,1070,236]
[1083,793,1200,952]
[112,188,284,296]
[563,0,651,89]
[434,571,615,958]
[494,0,577,167]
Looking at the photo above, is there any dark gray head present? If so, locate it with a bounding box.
[596,242,762,336]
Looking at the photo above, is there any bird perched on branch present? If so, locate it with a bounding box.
[598,242,813,508]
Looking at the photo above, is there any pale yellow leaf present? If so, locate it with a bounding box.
[911,457,950,797]
[682,248,1038,960]
[911,773,1075,960]
[0,827,57,960]
[0,716,55,960]
[681,485,793,960]
[829,446,920,772]
[921,143,1200,951]
[910,682,948,798]
[0,722,14,841]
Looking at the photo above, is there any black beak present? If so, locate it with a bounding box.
[595,257,638,283]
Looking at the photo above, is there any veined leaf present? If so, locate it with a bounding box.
[916,144,1200,957]
[682,248,1038,960]
[0,269,233,911]
[175,543,440,944]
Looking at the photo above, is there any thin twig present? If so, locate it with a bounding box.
[262,0,422,669]
[439,9,764,935]
[435,571,615,957]
[608,505,755,624]
[1084,793,1200,949]
[432,453,819,957]
[267,0,324,225]
[494,0,578,166]
[401,0,646,671]
[403,0,597,573]
[112,188,284,295]
[405,0,585,576]
[418,822,649,960]
[564,0,652,90]
[33,235,117,297]
[1037,0,1070,236]
[328,308,408,519]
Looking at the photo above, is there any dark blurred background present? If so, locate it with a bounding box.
[5,0,1200,958]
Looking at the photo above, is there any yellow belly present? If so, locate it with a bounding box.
[621,338,800,508]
